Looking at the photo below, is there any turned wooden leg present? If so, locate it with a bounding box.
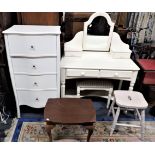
[129,82,134,91]
[87,128,93,142]
[85,125,94,142]
[141,109,145,141]
[45,123,55,142]
[61,81,66,98]
[77,86,80,97]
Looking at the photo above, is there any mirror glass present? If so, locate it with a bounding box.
[87,16,110,36]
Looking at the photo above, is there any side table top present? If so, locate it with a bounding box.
[44,98,96,124]
[137,59,155,71]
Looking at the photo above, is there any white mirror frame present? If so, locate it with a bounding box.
[83,12,115,51]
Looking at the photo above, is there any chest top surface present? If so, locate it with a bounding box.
[2,25,61,35]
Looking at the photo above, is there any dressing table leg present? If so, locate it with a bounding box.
[60,68,66,98]
[77,86,80,97]
[129,81,134,91]
[129,71,138,91]
[61,82,66,97]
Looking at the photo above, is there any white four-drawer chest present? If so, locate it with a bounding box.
[3,25,61,117]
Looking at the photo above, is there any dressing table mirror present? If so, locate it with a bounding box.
[83,12,114,51]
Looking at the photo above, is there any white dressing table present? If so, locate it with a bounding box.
[60,12,139,97]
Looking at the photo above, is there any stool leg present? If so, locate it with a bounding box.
[141,109,145,141]
[110,107,120,136]
[107,88,113,109]
[135,108,141,121]
[108,99,115,117]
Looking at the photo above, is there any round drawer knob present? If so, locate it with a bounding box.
[35,98,39,101]
[32,65,36,69]
[81,72,85,76]
[114,73,119,77]
[30,45,34,49]
[34,82,38,86]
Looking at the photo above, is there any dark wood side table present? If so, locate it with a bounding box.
[44,98,96,142]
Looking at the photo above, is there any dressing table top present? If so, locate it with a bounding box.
[61,52,139,70]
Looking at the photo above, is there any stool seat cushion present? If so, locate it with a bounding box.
[114,90,148,109]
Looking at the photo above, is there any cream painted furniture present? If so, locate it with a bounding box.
[109,90,148,141]
[76,79,113,108]
[3,25,61,118]
[83,12,114,51]
[61,12,140,98]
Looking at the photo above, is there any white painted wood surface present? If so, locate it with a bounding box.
[109,90,148,141]
[17,90,57,108]
[83,12,114,51]
[61,54,139,97]
[61,12,140,98]
[12,57,57,75]
[3,25,61,34]
[3,25,61,117]
[64,31,132,58]
[14,74,57,90]
[7,35,57,55]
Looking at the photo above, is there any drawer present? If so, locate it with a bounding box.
[7,34,57,55]
[12,57,57,74]
[17,90,57,108]
[66,69,99,77]
[14,74,57,90]
[100,70,132,78]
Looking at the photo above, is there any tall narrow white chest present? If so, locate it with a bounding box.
[3,25,61,118]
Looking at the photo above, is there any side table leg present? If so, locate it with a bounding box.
[85,125,94,142]
[45,123,55,142]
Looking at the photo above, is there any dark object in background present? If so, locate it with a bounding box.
[63,12,93,42]
[87,16,110,36]
[0,131,6,142]
[149,106,155,117]
[17,12,60,25]
[0,13,17,117]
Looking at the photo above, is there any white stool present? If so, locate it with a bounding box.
[76,79,113,108]
[109,90,148,141]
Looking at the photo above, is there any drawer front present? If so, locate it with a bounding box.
[15,75,57,90]
[17,90,57,108]
[8,34,57,55]
[66,69,99,77]
[12,57,57,74]
[100,70,132,78]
